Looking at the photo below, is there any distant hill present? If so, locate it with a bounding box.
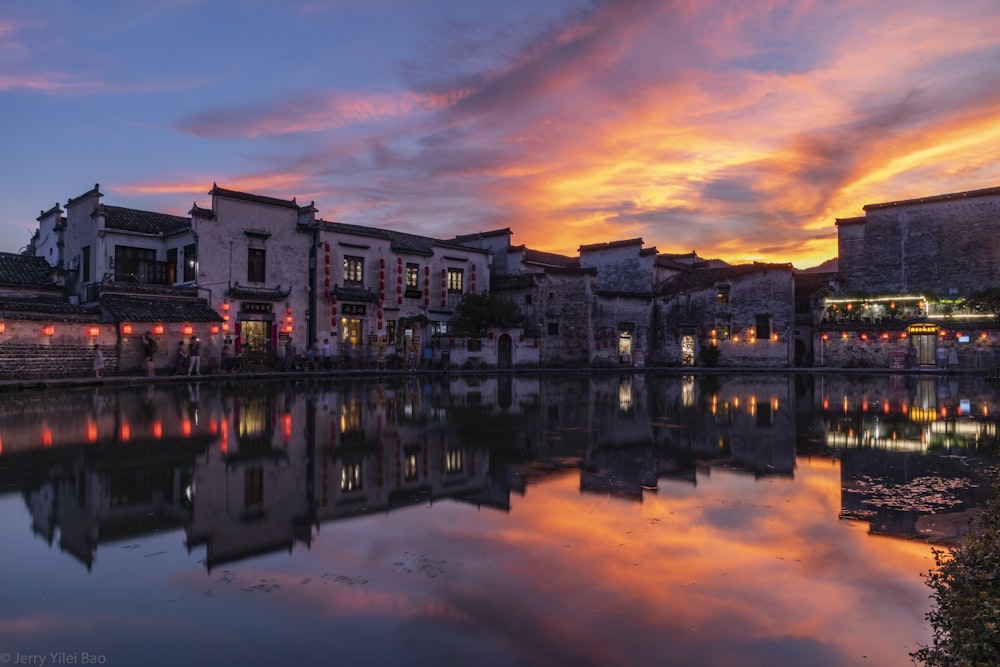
[798,257,837,273]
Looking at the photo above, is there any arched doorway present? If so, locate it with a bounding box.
[498,333,513,369]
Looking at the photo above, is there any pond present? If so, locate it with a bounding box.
[0,372,997,666]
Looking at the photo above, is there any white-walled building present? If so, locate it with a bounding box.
[191,185,315,361]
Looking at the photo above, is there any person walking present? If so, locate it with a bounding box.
[93,344,104,378]
[142,331,157,377]
[187,336,201,376]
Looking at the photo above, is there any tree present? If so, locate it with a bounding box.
[450,293,522,334]
[913,484,1000,666]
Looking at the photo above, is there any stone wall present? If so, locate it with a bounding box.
[0,320,222,379]
[0,320,118,379]
[838,191,1000,296]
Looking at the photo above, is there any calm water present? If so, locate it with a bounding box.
[0,372,997,666]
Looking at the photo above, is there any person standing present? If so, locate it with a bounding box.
[142,331,157,377]
[93,344,104,378]
[284,337,294,371]
[321,338,332,370]
[187,336,201,376]
[175,340,189,375]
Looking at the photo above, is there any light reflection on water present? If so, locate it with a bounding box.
[0,373,996,666]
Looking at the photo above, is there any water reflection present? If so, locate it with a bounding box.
[0,373,997,665]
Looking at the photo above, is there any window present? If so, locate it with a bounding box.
[404,449,419,481]
[183,243,197,282]
[406,263,419,288]
[548,322,560,336]
[344,256,364,285]
[445,448,464,474]
[755,315,772,340]
[166,248,177,284]
[115,245,168,284]
[717,286,730,308]
[447,267,464,292]
[247,248,266,283]
[245,468,263,507]
[341,461,362,492]
[81,245,91,282]
[715,320,731,340]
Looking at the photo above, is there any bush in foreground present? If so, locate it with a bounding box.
[912,484,1000,666]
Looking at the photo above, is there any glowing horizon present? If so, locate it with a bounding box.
[3,1,1000,268]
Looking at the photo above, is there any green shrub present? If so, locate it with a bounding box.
[913,484,1000,666]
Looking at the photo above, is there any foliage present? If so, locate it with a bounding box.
[450,293,522,334]
[912,484,1000,666]
[964,288,1000,321]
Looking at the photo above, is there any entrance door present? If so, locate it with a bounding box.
[241,320,271,361]
[618,332,632,365]
[913,333,936,366]
[341,317,363,367]
[681,334,695,366]
[498,334,512,369]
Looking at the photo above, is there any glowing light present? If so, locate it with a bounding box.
[120,423,130,441]
[87,421,97,443]
[42,324,55,336]
[88,326,100,337]
[120,323,133,335]
[182,419,192,437]
[153,421,163,439]
[153,324,165,335]
[182,324,193,335]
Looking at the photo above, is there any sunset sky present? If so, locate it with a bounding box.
[3,0,1000,268]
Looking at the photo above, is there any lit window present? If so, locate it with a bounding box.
[344,256,364,285]
[406,263,419,288]
[717,286,730,308]
[341,461,363,491]
[447,268,464,292]
[445,448,463,474]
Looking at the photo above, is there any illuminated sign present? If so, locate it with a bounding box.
[342,304,366,316]
[907,322,939,335]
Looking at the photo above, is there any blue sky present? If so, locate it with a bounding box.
[3,0,1000,267]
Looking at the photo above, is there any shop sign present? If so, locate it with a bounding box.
[243,302,273,314]
[907,322,938,335]
[342,304,366,316]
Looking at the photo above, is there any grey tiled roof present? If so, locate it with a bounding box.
[656,263,792,296]
[0,296,100,321]
[102,205,190,235]
[101,294,223,322]
[320,221,488,257]
[228,284,292,301]
[210,185,300,210]
[521,247,579,269]
[0,253,58,287]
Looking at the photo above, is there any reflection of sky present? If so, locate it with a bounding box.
[0,458,932,666]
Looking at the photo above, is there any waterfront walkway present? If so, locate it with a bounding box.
[0,363,993,393]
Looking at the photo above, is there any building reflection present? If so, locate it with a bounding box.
[1,371,998,570]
